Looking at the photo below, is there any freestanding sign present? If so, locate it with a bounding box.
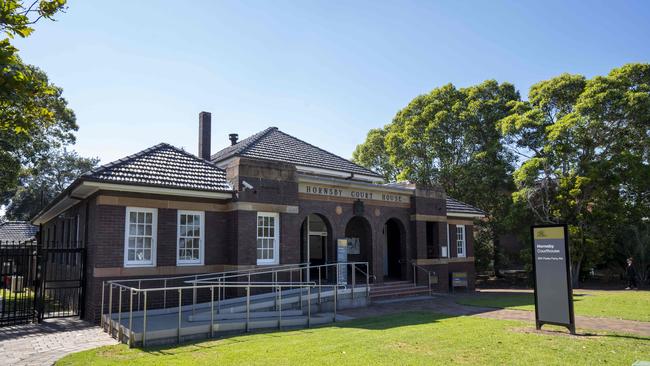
[531,224,576,334]
[337,239,348,285]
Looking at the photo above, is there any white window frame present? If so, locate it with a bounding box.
[256,212,280,265]
[456,225,466,258]
[124,207,158,267]
[176,210,205,266]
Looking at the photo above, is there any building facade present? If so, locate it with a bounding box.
[33,112,484,322]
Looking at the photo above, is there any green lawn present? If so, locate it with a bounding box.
[57,312,649,366]
[0,288,35,312]
[456,290,650,322]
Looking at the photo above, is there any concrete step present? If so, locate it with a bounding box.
[370,286,431,300]
[370,280,411,288]
[370,284,427,295]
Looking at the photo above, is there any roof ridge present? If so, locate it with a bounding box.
[270,129,380,177]
[161,143,227,171]
[84,142,170,177]
[235,126,278,156]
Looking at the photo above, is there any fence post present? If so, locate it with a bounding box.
[278,285,282,329]
[138,280,142,311]
[412,263,416,286]
[163,279,167,309]
[108,284,113,336]
[333,282,337,323]
[101,281,105,329]
[318,266,322,304]
[142,291,147,347]
[351,264,355,300]
[192,275,197,317]
[307,284,311,328]
[246,287,250,333]
[366,263,370,299]
[128,289,133,348]
[178,289,182,344]
[118,288,123,341]
[210,287,215,338]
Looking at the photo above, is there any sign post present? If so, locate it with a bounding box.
[531,224,576,334]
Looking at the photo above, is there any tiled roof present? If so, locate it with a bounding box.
[211,127,382,178]
[84,143,233,192]
[0,221,38,242]
[446,197,486,216]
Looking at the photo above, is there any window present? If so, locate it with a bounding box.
[124,207,157,267]
[456,225,466,258]
[177,211,204,265]
[257,212,279,265]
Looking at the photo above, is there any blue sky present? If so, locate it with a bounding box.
[14,0,650,164]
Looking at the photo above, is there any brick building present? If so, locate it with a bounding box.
[32,112,484,322]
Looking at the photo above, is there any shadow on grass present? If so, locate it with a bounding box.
[456,291,595,310]
[140,312,457,356]
[137,310,649,357]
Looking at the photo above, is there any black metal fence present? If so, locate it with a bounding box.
[38,241,85,320]
[0,240,85,326]
[0,241,38,326]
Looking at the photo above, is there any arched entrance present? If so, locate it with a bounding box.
[344,216,373,272]
[300,214,331,280]
[384,218,404,280]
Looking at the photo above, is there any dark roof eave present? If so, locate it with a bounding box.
[31,177,236,225]
[81,177,236,195]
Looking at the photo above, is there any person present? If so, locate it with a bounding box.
[625,257,638,290]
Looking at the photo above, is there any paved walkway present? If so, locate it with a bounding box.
[0,318,117,366]
[340,293,650,337]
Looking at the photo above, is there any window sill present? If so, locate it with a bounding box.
[124,263,155,268]
[177,262,205,267]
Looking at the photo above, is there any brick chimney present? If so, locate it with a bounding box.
[198,111,211,160]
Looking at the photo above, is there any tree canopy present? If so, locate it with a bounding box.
[353,80,525,272]
[4,149,98,220]
[1,0,75,197]
[353,64,650,282]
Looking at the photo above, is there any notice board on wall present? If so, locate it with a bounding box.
[531,224,576,334]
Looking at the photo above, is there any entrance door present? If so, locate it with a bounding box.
[301,214,329,281]
[385,219,402,280]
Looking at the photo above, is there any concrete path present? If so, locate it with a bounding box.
[340,293,650,337]
[0,318,117,366]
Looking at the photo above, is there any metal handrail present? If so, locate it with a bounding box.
[107,262,307,286]
[101,261,371,347]
[409,260,434,295]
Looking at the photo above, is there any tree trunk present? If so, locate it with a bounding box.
[571,258,582,288]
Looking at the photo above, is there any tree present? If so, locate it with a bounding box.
[352,127,397,182]
[499,63,650,286]
[1,0,74,196]
[354,80,522,272]
[4,149,98,220]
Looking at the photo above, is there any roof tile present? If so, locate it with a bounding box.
[211,127,381,178]
[85,143,232,192]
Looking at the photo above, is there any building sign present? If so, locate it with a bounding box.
[531,224,575,334]
[299,183,410,204]
[337,239,348,285]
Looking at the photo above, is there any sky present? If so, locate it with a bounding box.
[13,0,650,164]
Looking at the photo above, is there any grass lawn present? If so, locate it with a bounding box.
[57,312,649,366]
[456,290,650,322]
[0,288,35,312]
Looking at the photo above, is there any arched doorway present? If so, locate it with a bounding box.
[300,214,331,280]
[384,218,404,280]
[344,216,373,273]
